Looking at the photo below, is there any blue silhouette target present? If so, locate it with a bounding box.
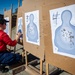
[50,4,75,58]
[54,10,75,55]
[4,17,9,35]
[25,10,40,45]
[17,17,23,39]
[27,14,38,42]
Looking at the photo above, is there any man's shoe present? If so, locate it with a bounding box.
[0,64,9,73]
[1,68,9,73]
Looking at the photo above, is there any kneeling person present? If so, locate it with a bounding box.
[0,18,22,73]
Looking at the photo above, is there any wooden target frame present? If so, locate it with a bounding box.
[15,6,26,64]
[42,0,75,75]
[22,0,45,74]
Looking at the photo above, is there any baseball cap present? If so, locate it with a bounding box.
[0,18,9,25]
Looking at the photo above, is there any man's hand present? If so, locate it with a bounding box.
[16,32,22,42]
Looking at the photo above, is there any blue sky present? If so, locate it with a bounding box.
[0,0,22,14]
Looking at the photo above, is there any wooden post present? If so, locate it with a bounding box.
[18,0,20,7]
[40,59,43,75]
[11,4,13,13]
[25,51,28,66]
[13,46,16,53]
[22,49,25,63]
[46,63,49,75]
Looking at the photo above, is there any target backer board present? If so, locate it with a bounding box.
[4,9,12,37]
[22,0,45,60]
[43,0,75,74]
